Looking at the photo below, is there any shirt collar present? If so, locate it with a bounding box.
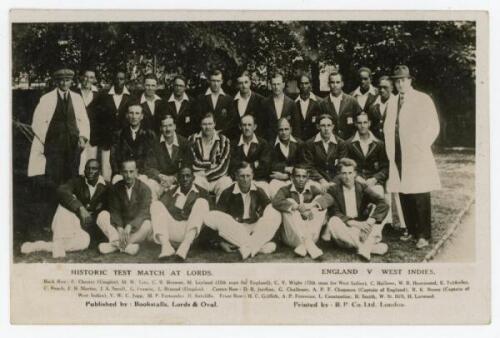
[314,132,337,144]
[330,92,344,101]
[194,131,220,141]
[57,88,69,98]
[290,181,312,194]
[86,175,106,187]
[174,184,199,197]
[205,88,226,96]
[238,134,259,146]
[234,91,252,101]
[374,93,394,105]
[168,92,189,102]
[352,85,377,97]
[160,133,179,146]
[108,86,130,95]
[274,135,297,146]
[140,93,161,103]
[352,131,378,144]
[78,83,99,92]
[233,183,258,195]
[295,92,317,102]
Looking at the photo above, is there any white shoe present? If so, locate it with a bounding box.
[99,242,118,255]
[158,243,176,259]
[176,241,192,260]
[305,239,323,259]
[416,238,430,249]
[371,243,389,255]
[21,241,51,254]
[321,229,332,242]
[358,245,371,261]
[20,242,35,254]
[294,244,307,257]
[52,240,66,258]
[239,246,251,260]
[259,242,277,255]
[124,243,140,255]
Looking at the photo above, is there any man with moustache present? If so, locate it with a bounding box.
[291,74,322,141]
[272,165,326,259]
[260,72,298,142]
[21,159,108,258]
[204,162,282,260]
[150,166,210,260]
[96,159,153,255]
[351,67,379,111]
[93,70,131,181]
[144,114,192,197]
[165,75,195,137]
[319,71,362,140]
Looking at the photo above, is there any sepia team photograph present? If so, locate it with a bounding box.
[11,14,478,266]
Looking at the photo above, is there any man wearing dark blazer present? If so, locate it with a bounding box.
[165,75,196,137]
[345,112,389,198]
[319,71,362,140]
[366,75,395,140]
[272,165,326,259]
[138,74,167,134]
[109,104,157,181]
[150,166,210,260]
[96,159,153,255]
[21,159,108,258]
[350,67,379,112]
[92,71,131,180]
[204,162,282,260]
[144,114,192,197]
[291,74,322,141]
[229,114,272,196]
[232,71,265,140]
[194,69,234,138]
[259,72,298,142]
[303,114,348,191]
[269,118,304,197]
[315,158,389,261]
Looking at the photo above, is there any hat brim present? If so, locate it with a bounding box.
[391,74,413,79]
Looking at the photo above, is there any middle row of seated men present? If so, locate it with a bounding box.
[109,105,389,204]
[22,157,389,262]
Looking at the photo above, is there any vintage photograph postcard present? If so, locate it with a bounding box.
[10,9,489,324]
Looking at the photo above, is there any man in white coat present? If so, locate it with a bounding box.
[28,68,90,184]
[384,65,441,249]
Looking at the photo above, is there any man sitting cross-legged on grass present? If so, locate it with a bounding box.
[204,161,282,260]
[315,158,389,261]
[96,158,153,255]
[150,166,210,260]
[272,164,326,259]
[21,159,108,258]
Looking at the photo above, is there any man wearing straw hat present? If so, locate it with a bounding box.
[384,65,441,249]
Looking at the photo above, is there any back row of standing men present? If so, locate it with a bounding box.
[24,65,441,261]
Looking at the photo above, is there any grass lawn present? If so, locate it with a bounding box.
[12,148,475,264]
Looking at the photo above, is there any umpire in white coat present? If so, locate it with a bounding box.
[383,65,441,249]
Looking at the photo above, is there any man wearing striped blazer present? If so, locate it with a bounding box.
[187,112,233,200]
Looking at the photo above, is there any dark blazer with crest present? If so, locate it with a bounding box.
[290,96,322,141]
[158,183,210,222]
[259,95,298,142]
[216,183,271,224]
[194,92,234,138]
[303,134,348,182]
[319,92,362,140]
[317,181,388,223]
[345,134,389,184]
[164,95,196,137]
[57,176,108,216]
[231,91,266,140]
[366,99,390,140]
[229,136,272,181]
[138,97,168,135]
[144,133,192,182]
[270,138,304,173]
[108,179,152,230]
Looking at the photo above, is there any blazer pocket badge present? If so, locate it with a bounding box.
[254,161,259,168]
[347,117,353,125]
[185,116,190,123]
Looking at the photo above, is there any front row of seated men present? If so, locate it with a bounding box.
[22,157,389,262]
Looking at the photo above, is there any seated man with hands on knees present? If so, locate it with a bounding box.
[96,158,153,256]
[204,161,282,260]
[315,158,389,261]
[21,159,108,258]
[272,164,326,259]
[150,166,210,260]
